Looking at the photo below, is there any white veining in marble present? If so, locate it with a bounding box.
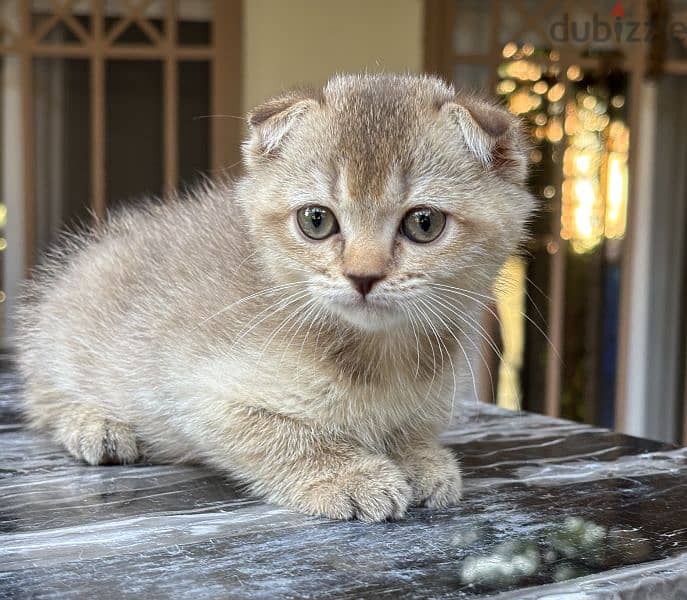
[1,366,687,599]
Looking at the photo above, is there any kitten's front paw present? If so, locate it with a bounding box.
[397,445,462,509]
[60,414,140,466]
[293,455,412,522]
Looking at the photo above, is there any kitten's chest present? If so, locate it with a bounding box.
[312,344,454,438]
[209,323,457,439]
[322,372,450,447]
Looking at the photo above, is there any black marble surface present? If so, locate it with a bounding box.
[1,363,687,599]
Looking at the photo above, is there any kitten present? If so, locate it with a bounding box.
[15,74,534,522]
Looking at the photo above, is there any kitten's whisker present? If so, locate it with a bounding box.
[252,293,313,358]
[428,286,532,409]
[314,307,329,361]
[196,281,305,328]
[252,303,313,373]
[427,292,498,405]
[230,248,261,278]
[416,297,460,423]
[228,288,309,345]
[401,305,421,379]
[295,302,327,384]
[429,282,561,361]
[409,300,440,405]
[525,275,552,303]
[429,293,522,410]
[429,282,497,304]
[255,297,318,375]
[193,113,246,121]
[430,292,503,359]
[494,273,549,331]
[427,291,506,399]
[432,313,459,422]
[226,289,311,356]
[523,288,548,331]
[277,297,321,374]
[428,284,504,340]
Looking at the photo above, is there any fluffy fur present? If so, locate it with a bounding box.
[15,74,534,521]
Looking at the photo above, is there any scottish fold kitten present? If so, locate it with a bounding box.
[16,74,533,521]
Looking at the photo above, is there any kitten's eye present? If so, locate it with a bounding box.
[296,205,340,240]
[401,207,446,243]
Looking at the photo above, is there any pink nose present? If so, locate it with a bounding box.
[345,274,383,298]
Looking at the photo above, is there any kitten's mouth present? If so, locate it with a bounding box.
[315,284,410,329]
[336,295,392,311]
[327,293,404,330]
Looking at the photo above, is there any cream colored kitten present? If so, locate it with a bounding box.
[15,74,533,522]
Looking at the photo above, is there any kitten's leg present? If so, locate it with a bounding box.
[28,398,140,465]
[392,442,462,508]
[208,408,412,522]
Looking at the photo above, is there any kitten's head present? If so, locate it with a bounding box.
[239,73,534,331]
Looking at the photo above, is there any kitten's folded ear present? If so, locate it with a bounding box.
[243,89,320,169]
[443,96,529,184]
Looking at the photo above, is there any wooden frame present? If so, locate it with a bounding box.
[0,0,243,271]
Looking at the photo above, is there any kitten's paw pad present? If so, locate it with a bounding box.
[401,446,463,508]
[63,417,139,465]
[297,457,412,523]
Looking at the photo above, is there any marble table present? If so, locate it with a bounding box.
[1,363,687,599]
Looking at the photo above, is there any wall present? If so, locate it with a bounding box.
[242,0,424,112]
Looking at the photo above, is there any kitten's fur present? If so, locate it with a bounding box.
[15,74,533,521]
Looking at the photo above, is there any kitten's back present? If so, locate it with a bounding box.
[14,181,254,433]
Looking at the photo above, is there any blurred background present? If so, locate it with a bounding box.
[0,0,685,443]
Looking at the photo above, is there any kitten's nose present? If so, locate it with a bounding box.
[346,273,383,298]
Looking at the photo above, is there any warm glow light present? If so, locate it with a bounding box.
[609,120,630,152]
[505,59,542,81]
[574,180,596,236]
[494,257,526,410]
[534,112,547,126]
[562,145,604,252]
[563,161,605,253]
[567,65,582,81]
[493,44,632,410]
[533,80,548,94]
[548,83,565,102]
[502,42,518,58]
[546,118,563,143]
[496,50,630,254]
[565,111,579,136]
[611,95,625,108]
[574,153,593,175]
[497,79,516,94]
[509,90,541,114]
[0,238,6,252]
[582,95,597,110]
[605,152,628,239]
